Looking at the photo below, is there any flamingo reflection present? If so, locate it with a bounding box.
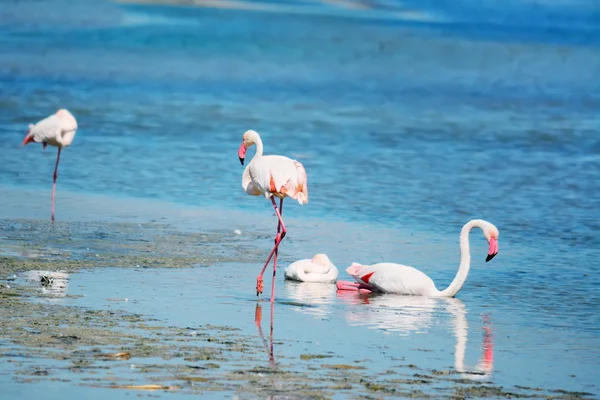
[255,302,275,366]
[284,281,338,318]
[337,292,494,379]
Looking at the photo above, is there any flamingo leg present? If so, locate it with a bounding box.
[269,300,275,365]
[336,280,373,293]
[256,197,286,301]
[51,147,62,222]
[270,198,284,302]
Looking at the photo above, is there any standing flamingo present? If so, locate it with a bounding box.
[21,109,78,221]
[238,130,308,302]
[337,219,499,297]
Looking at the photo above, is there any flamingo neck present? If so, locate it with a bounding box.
[252,135,264,161]
[438,220,481,297]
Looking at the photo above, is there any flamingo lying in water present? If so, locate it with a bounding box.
[284,253,339,283]
[337,219,499,297]
[238,130,308,302]
[21,109,78,221]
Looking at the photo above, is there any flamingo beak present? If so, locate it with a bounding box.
[238,142,246,165]
[486,237,498,262]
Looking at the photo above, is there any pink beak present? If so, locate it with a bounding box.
[238,142,247,165]
[486,237,498,262]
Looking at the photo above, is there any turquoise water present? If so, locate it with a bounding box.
[1,0,599,397]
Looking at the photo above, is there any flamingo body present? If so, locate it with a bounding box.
[22,109,78,148]
[243,154,308,203]
[338,219,500,297]
[284,254,339,283]
[346,262,439,295]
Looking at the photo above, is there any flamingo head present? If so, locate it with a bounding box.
[311,253,331,266]
[238,130,259,165]
[482,222,500,262]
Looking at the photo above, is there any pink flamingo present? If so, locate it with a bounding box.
[337,219,499,297]
[238,130,308,302]
[22,109,78,221]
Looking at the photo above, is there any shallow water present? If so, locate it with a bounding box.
[1,0,599,398]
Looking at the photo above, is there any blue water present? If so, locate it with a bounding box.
[1,0,599,396]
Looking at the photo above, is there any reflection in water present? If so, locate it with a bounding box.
[284,281,338,318]
[255,302,275,367]
[21,270,69,299]
[337,293,494,379]
[337,291,440,335]
[448,301,494,380]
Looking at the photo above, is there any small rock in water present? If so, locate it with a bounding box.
[40,275,54,286]
[233,229,242,235]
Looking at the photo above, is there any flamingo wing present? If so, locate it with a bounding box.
[248,155,308,204]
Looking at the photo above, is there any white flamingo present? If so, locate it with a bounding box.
[284,253,339,283]
[22,109,78,221]
[337,219,499,296]
[238,130,308,302]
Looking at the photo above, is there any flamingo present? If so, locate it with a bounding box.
[337,219,499,297]
[21,109,78,221]
[284,253,339,283]
[238,129,308,302]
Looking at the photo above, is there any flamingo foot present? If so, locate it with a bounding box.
[336,280,373,293]
[256,276,264,296]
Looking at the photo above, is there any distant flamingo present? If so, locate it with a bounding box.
[284,253,339,283]
[238,130,308,302]
[337,219,499,297]
[22,109,78,221]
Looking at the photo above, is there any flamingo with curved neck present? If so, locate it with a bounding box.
[284,254,339,283]
[337,219,499,297]
[238,130,308,302]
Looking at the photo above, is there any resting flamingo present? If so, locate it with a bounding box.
[238,130,308,302]
[284,253,339,283]
[22,109,78,221]
[337,219,499,297]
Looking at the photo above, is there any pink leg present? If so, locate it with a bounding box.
[256,198,286,302]
[270,198,284,302]
[51,148,62,222]
[336,280,373,293]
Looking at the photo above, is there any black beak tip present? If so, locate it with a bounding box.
[485,253,497,262]
[239,157,244,165]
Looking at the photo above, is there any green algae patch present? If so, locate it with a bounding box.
[322,364,366,370]
[300,354,334,360]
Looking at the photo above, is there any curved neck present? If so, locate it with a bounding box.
[252,135,264,161]
[438,220,480,297]
[296,263,337,282]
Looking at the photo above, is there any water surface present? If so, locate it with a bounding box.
[0,0,599,397]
